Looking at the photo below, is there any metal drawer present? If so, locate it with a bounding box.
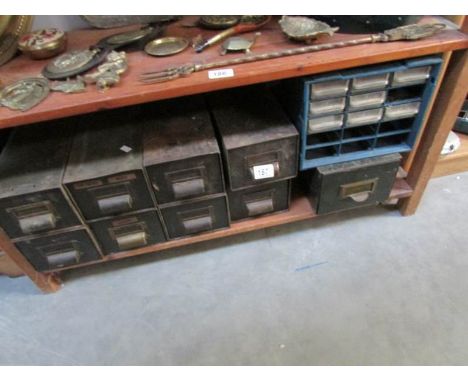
[159,194,229,239]
[0,123,81,238]
[13,227,102,272]
[227,180,290,221]
[210,88,298,191]
[89,209,166,254]
[63,109,155,220]
[143,97,225,204]
[306,153,401,214]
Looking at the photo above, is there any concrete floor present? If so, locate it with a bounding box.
[1,172,468,365]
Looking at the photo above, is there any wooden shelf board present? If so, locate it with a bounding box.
[44,179,413,274]
[433,132,468,177]
[0,16,467,130]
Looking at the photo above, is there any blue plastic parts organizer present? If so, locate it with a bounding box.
[282,55,442,170]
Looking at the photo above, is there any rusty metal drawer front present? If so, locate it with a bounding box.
[14,228,101,272]
[89,209,166,255]
[143,96,224,204]
[63,107,154,220]
[0,123,81,239]
[227,181,291,221]
[209,88,298,191]
[160,194,229,239]
[307,153,401,214]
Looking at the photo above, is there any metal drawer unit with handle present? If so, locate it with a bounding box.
[88,209,166,254]
[306,153,401,214]
[227,180,291,221]
[159,194,229,239]
[0,123,82,239]
[143,97,225,205]
[209,88,299,191]
[12,227,102,272]
[63,107,155,220]
[280,56,442,170]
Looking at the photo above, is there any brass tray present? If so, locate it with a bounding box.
[279,16,339,43]
[0,15,33,66]
[144,37,189,57]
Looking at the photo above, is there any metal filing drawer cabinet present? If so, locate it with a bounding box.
[210,88,299,191]
[88,209,166,254]
[280,56,442,170]
[306,153,401,214]
[0,124,81,239]
[227,180,291,221]
[159,194,229,239]
[143,97,225,204]
[63,108,155,220]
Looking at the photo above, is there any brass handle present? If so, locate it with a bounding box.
[172,177,205,199]
[97,193,132,215]
[182,215,213,234]
[115,231,148,250]
[18,212,56,234]
[45,249,80,268]
[246,197,274,216]
[340,178,378,203]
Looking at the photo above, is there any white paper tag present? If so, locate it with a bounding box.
[253,164,275,180]
[120,145,132,153]
[208,68,234,79]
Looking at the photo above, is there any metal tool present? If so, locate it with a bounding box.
[139,23,446,84]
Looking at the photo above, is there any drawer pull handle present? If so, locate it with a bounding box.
[172,178,205,199]
[45,249,80,268]
[246,198,274,216]
[182,215,213,234]
[18,212,56,234]
[340,178,378,203]
[97,194,132,215]
[115,231,148,250]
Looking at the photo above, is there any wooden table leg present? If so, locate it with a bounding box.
[0,228,62,293]
[399,49,468,216]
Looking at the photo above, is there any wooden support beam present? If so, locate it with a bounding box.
[399,49,468,216]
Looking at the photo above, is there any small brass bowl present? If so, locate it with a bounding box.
[144,37,189,57]
[18,28,67,60]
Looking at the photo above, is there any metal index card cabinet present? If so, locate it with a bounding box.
[209,88,299,191]
[63,108,156,221]
[281,55,442,170]
[143,97,230,239]
[0,122,102,271]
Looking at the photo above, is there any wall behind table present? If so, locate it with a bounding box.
[32,16,89,31]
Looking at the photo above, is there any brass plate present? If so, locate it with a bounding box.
[101,26,154,46]
[45,49,99,74]
[199,16,241,29]
[144,37,189,57]
[0,77,50,111]
[0,15,33,66]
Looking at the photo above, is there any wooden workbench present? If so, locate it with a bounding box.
[0,16,467,292]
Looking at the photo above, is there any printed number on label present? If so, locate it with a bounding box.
[253,164,275,180]
[208,68,234,79]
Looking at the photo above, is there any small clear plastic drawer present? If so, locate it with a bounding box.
[309,97,346,116]
[384,102,421,121]
[308,114,344,133]
[392,66,431,86]
[351,73,390,92]
[347,108,383,127]
[349,91,386,111]
[310,79,349,100]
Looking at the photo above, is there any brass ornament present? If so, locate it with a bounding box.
[50,77,86,93]
[144,37,189,56]
[0,77,49,111]
[220,33,260,55]
[18,28,67,59]
[0,15,34,67]
[279,16,339,43]
[84,51,128,91]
